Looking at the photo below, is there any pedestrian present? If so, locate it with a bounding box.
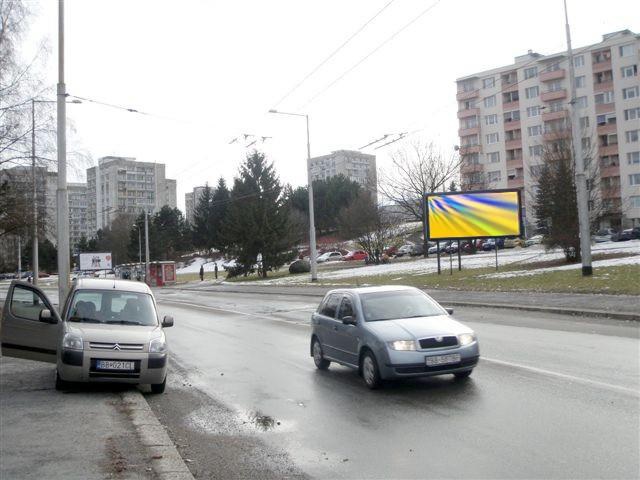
[214,263,218,280]
[199,264,204,282]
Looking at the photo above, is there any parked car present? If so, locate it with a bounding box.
[428,241,451,255]
[611,229,633,242]
[524,234,544,247]
[408,244,424,256]
[395,244,414,257]
[482,238,505,251]
[383,246,398,257]
[343,250,368,261]
[1,279,173,393]
[631,227,640,239]
[593,229,615,243]
[317,251,343,263]
[310,286,479,389]
[503,238,519,248]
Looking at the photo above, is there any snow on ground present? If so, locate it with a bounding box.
[177,257,234,274]
[234,240,640,285]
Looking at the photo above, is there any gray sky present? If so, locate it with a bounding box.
[23,0,640,211]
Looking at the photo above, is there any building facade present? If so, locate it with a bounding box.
[86,157,177,236]
[456,29,639,231]
[185,186,208,225]
[309,150,377,194]
[68,182,88,248]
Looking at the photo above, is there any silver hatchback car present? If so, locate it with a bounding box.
[1,279,173,393]
[310,286,479,389]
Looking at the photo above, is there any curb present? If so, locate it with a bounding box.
[170,285,639,322]
[122,391,194,480]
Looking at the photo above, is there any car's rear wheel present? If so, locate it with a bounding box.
[312,338,330,370]
[361,351,381,389]
[454,369,473,380]
[151,376,166,394]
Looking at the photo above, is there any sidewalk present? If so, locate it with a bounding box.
[0,356,193,480]
[173,283,640,321]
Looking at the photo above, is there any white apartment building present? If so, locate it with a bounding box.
[68,183,88,248]
[309,150,377,194]
[86,157,177,236]
[185,186,208,225]
[456,29,640,231]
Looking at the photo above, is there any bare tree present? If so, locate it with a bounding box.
[378,141,461,257]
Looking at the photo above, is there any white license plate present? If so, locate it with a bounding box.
[96,360,135,371]
[426,354,461,367]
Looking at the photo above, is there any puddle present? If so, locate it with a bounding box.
[187,405,293,435]
[244,410,277,431]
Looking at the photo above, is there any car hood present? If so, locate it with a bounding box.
[67,323,162,344]
[365,315,471,340]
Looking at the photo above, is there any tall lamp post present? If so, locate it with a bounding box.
[268,109,318,282]
[133,223,142,272]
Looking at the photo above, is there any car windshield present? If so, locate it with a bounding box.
[360,290,445,322]
[67,290,158,326]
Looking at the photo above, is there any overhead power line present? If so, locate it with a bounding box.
[272,0,396,109]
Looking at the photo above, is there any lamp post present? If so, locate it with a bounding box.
[268,109,318,282]
[133,223,142,273]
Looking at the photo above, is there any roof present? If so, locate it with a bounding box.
[327,285,418,295]
[74,278,152,294]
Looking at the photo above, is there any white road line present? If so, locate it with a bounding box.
[482,357,639,397]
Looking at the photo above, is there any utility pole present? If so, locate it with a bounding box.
[31,99,39,285]
[564,0,592,275]
[17,236,22,280]
[57,0,71,304]
[144,210,150,285]
[305,114,318,282]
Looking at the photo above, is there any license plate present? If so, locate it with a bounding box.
[426,354,461,367]
[96,360,135,371]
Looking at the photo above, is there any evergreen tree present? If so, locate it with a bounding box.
[192,184,214,251]
[210,177,230,252]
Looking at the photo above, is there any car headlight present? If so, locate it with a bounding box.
[62,332,83,350]
[149,337,167,354]
[389,340,418,351]
[458,333,476,346]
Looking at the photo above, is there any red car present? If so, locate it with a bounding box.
[343,250,368,261]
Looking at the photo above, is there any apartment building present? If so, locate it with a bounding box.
[68,183,88,248]
[456,29,639,231]
[309,150,377,195]
[86,156,177,236]
[185,186,208,225]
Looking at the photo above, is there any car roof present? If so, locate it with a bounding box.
[326,285,418,296]
[74,278,153,294]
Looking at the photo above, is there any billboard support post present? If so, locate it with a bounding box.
[457,240,462,271]
[436,241,441,275]
[449,248,453,275]
[495,238,499,271]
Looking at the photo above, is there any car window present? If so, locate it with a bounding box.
[320,294,340,318]
[10,285,48,321]
[360,290,445,322]
[337,297,354,320]
[68,290,158,326]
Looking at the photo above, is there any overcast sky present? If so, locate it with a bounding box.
[23,0,639,211]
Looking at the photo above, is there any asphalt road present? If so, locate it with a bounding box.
[150,288,640,479]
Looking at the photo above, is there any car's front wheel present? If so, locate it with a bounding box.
[361,351,382,389]
[454,369,473,380]
[55,370,70,391]
[151,376,166,394]
[312,338,330,370]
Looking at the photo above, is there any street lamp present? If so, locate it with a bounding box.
[268,109,318,282]
[132,223,142,275]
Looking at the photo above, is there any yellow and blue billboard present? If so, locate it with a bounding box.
[426,189,522,240]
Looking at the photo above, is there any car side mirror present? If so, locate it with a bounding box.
[162,315,174,328]
[445,308,454,315]
[342,315,356,325]
[39,309,57,324]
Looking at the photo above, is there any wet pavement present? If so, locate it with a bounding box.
[151,288,640,479]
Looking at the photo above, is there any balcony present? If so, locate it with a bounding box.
[596,123,617,135]
[503,120,521,131]
[601,186,620,199]
[459,145,481,155]
[596,102,615,114]
[543,130,570,142]
[598,144,618,156]
[505,138,523,150]
[600,165,620,178]
[541,89,567,102]
[507,159,524,170]
[541,109,568,122]
[460,163,483,173]
[457,107,479,119]
[540,69,566,82]
[458,126,480,137]
[502,100,519,111]
[456,89,479,101]
[594,80,614,93]
[592,58,612,73]
[501,82,519,93]
[508,178,525,188]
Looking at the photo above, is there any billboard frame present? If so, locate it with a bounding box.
[425,188,524,241]
[78,252,113,271]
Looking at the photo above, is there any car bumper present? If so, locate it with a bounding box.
[378,342,480,380]
[58,349,167,384]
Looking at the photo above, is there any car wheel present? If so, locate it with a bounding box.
[55,370,69,391]
[312,338,330,370]
[361,351,381,389]
[454,369,473,380]
[151,376,166,394]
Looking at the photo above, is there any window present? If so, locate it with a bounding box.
[524,67,538,79]
[487,171,501,182]
[600,155,619,167]
[527,106,541,117]
[626,130,640,143]
[547,80,563,92]
[630,174,640,186]
[483,77,495,88]
[580,117,590,129]
[625,108,640,121]
[593,50,611,63]
[465,153,480,164]
[463,116,478,129]
[484,95,496,108]
[619,44,635,57]
[488,152,500,163]
[621,65,638,78]
[628,152,640,165]
[595,70,613,84]
[503,110,520,123]
[549,100,565,113]
[573,55,584,67]
[485,114,498,125]
[486,133,499,144]
[10,285,48,321]
[320,294,340,318]
[461,99,476,110]
[595,91,615,105]
[575,75,585,88]
[582,137,591,150]
[623,86,639,100]
[529,145,543,157]
[600,134,618,146]
[545,61,561,72]
[525,86,539,99]
[502,72,517,85]
[596,113,616,125]
[528,125,542,136]
[503,91,519,103]
[337,297,354,320]
[459,79,475,92]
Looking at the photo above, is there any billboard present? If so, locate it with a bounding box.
[79,252,112,271]
[426,189,522,240]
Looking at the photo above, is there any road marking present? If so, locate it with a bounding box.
[482,357,639,397]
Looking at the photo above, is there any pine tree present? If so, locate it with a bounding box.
[210,177,230,252]
[192,184,214,251]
